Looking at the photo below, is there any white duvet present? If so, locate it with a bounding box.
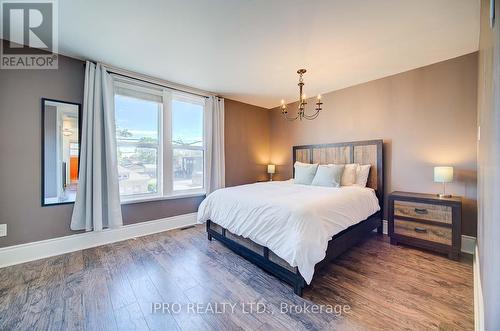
[197,180,380,284]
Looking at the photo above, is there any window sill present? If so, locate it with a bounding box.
[120,192,206,205]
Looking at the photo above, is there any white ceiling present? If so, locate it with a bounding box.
[55,0,479,108]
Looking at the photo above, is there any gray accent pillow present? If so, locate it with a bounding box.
[311,164,345,187]
[294,161,319,185]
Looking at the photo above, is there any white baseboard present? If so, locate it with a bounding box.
[376,220,476,254]
[474,244,484,331]
[0,213,197,269]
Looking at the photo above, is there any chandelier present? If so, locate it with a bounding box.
[280,69,322,121]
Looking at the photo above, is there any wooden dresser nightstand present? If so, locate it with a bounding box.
[388,191,462,260]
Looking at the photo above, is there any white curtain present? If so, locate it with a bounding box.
[205,96,225,194]
[70,62,123,231]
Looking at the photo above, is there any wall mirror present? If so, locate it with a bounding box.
[42,98,81,206]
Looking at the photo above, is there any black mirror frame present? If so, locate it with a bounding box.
[41,98,82,207]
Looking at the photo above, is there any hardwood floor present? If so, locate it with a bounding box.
[0,225,473,330]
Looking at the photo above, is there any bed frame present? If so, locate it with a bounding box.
[206,139,384,296]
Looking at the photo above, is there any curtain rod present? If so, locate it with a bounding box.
[85,61,218,99]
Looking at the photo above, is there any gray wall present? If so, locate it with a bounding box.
[477,0,500,328]
[225,99,270,186]
[0,53,203,248]
[0,55,85,248]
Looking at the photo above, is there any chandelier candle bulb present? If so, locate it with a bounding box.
[280,99,287,113]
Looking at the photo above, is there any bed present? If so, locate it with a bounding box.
[198,139,384,296]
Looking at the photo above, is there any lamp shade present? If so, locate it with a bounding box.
[434,166,453,183]
[267,164,276,174]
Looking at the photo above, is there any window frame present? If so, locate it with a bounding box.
[114,78,206,203]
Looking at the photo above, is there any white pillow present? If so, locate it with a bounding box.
[294,162,319,185]
[311,164,344,187]
[355,164,371,187]
[341,163,359,186]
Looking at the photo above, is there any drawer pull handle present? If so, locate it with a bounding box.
[414,208,428,215]
[414,227,428,233]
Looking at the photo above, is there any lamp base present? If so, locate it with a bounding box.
[437,193,452,198]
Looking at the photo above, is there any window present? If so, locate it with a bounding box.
[115,93,162,198]
[114,77,206,202]
[69,143,79,156]
[172,96,204,192]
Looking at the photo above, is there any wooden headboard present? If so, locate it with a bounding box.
[293,139,384,210]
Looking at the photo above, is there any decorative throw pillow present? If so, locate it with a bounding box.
[311,164,345,187]
[355,164,371,187]
[341,163,359,186]
[294,162,319,185]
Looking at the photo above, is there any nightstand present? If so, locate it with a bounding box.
[388,191,462,260]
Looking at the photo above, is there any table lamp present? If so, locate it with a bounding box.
[434,166,453,198]
[267,164,276,181]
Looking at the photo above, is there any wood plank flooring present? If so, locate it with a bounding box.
[0,225,473,330]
